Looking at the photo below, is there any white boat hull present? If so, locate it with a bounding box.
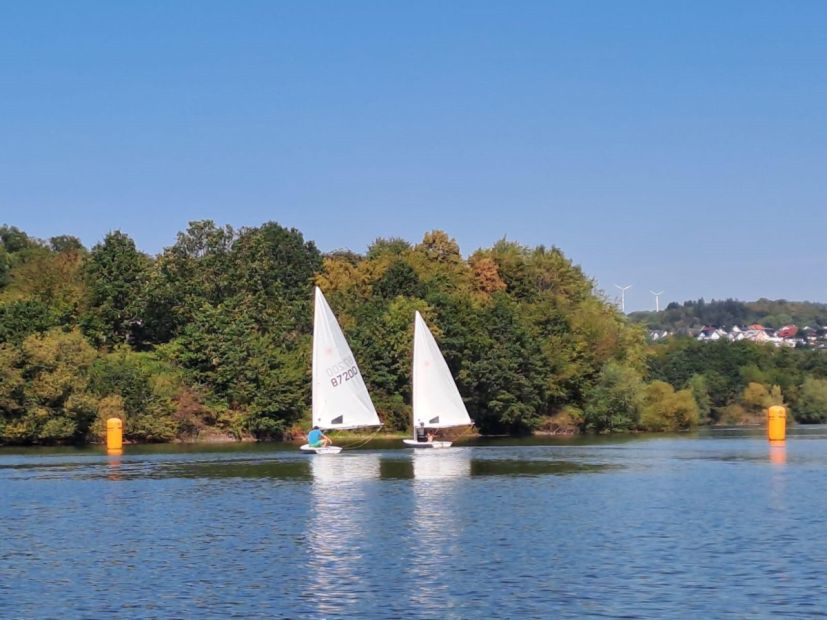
[299,444,343,454]
[403,439,453,449]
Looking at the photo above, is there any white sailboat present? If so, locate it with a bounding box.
[403,311,473,449]
[300,287,381,454]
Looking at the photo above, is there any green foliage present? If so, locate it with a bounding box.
[171,296,309,439]
[0,225,35,254]
[461,295,548,434]
[372,393,410,431]
[375,261,424,300]
[687,374,712,422]
[366,237,413,260]
[88,346,181,441]
[0,329,97,444]
[7,220,826,445]
[739,382,783,416]
[232,222,322,304]
[416,230,463,265]
[82,231,150,346]
[631,297,827,331]
[0,300,56,344]
[640,381,699,431]
[0,245,9,289]
[4,250,85,324]
[644,338,823,423]
[581,362,644,432]
[647,339,765,409]
[49,236,85,253]
[794,378,827,423]
[143,220,236,343]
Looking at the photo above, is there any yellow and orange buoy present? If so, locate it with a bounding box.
[767,405,786,442]
[106,417,123,455]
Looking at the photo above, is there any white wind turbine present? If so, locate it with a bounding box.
[614,284,632,313]
[650,290,664,312]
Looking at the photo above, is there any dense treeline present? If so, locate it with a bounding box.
[2,222,826,445]
[630,298,827,332]
[648,337,827,425]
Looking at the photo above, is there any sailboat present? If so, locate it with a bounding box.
[403,311,473,449]
[300,287,381,454]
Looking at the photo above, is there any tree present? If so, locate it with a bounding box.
[0,300,55,344]
[462,295,547,434]
[468,252,507,298]
[232,222,322,305]
[366,237,412,260]
[741,382,775,417]
[49,236,85,253]
[346,296,422,428]
[82,231,150,346]
[417,230,462,265]
[375,261,424,300]
[1,329,98,443]
[0,245,9,289]
[0,343,24,421]
[142,221,236,343]
[171,297,309,439]
[6,249,85,322]
[88,346,181,441]
[640,381,699,431]
[582,362,644,432]
[687,373,712,422]
[0,225,34,254]
[794,378,827,423]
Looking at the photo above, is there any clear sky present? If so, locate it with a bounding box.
[2,1,825,312]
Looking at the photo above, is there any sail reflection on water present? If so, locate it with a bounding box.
[305,453,380,616]
[406,450,471,609]
[412,449,471,481]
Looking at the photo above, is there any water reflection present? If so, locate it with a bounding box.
[768,441,788,515]
[165,457,311,480]
[6,432,827,618]
[310,452,381,486]
[470,458,611,477]
[412,450,471,481]
[769,441,787,466]
[379,457,413,479]
[306,453,380,617]
[405,450,470,611]
[106,454,123,481]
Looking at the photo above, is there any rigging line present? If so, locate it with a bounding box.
[340,425,384,451]
[452,423,477,443]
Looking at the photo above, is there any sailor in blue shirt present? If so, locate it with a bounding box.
[307,426,331,448]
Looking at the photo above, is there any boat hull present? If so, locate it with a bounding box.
[402,439,453,449]
[299,444,343,454]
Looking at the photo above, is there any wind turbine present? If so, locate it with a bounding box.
[614,284,632,313]
[650,290,664,312]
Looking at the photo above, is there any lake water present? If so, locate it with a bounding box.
[2,428,827,619]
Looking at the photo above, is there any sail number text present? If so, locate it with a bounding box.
[330,365,359,387]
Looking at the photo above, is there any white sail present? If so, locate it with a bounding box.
[412,311,472,430]
[312,287,380,430]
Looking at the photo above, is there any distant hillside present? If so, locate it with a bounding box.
[629,298,827,332]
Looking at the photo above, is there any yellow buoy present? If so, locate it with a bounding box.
[106,417,123,453]
[767,405,786,442]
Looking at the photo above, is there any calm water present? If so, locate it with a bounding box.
[2,428,827,619]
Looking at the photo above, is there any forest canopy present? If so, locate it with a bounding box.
[1,222,824,445]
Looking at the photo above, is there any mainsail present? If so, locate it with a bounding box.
[312,287,380,430]
[412,311,472,429]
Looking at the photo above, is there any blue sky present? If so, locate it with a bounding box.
[2,1,825,312]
